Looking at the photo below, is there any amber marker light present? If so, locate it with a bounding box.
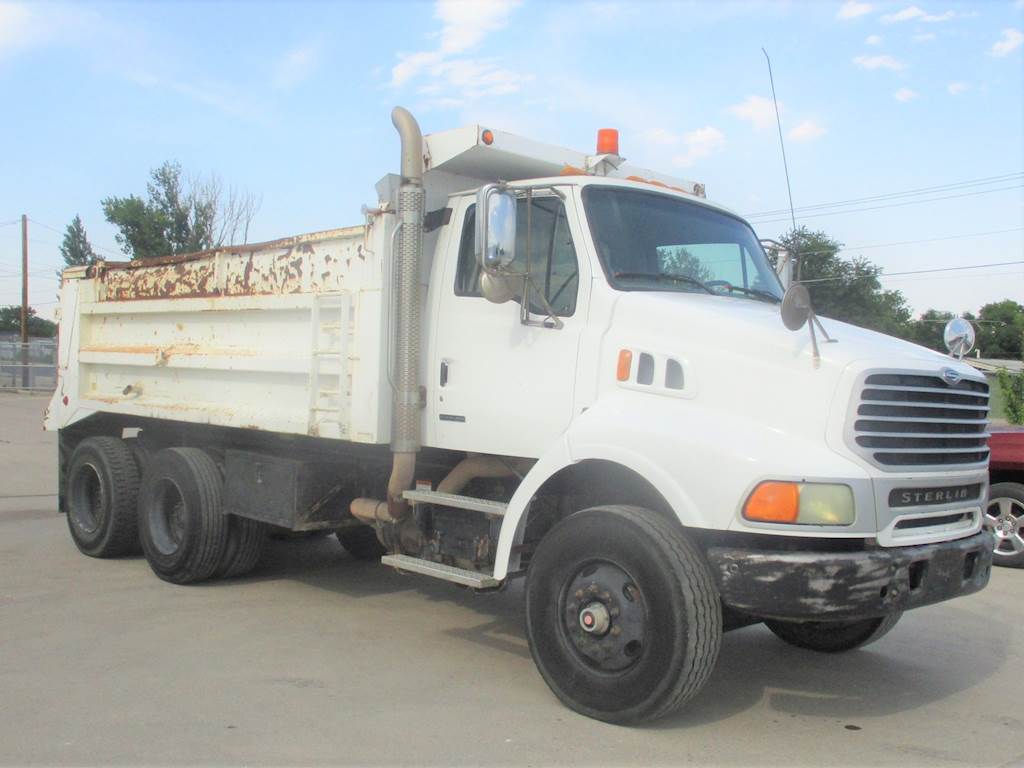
[481,129,494,145]
[596,128,619,155]
[743,481,799,523]
[616,349,633,381]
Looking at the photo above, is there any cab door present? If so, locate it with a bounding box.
[428,191,589,458]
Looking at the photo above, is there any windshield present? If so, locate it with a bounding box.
[582,186,783,302]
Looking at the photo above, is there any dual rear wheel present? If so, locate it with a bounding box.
[65,438,267,583]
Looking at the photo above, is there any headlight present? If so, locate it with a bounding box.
[743,481,854,526]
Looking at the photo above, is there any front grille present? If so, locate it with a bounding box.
[849,371,990,470]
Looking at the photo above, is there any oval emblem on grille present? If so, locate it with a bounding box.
[940,367,962,386]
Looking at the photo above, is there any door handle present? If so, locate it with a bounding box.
[440,359,449,387]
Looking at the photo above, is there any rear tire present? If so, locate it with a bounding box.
[985,483,1024,568]
[137,448,228,584]
[525,505,722,724]
[215,515,267,578]
[765,612,902,653]
[337,525,386,560]
[65,436,141,557]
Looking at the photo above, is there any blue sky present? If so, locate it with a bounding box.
[1,0,1021,319]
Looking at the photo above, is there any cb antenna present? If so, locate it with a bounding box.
[762,48,797,235]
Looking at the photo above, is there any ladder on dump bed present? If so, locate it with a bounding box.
[308,292,351,437]
[380,489,508,589]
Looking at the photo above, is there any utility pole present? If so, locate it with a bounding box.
[21,214,29,387]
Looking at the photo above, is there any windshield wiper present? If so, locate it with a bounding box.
[612,271,715,294]
[720,285,782,304]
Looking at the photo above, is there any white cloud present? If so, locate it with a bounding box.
[913,32,937,42]
[853,54,906,70]
[947,81,968,95]
[990,28,1023,57]
[837,1,873,20]
[894,87,918,101]
[671,127,726,168]
[865,34,883,45]
[271,45,319,90]
[788,119,826,141]
[881,5,956,23]
[436,0,520,54]
[391,0,522,88]
[728,95,779,130]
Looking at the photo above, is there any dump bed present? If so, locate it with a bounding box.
[47,225,392,443]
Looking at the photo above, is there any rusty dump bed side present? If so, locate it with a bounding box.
[93,228,366,301]
[49,224,393,445]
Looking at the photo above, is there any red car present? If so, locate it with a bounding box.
[988,428,1024,568]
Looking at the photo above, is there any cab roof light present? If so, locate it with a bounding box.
[481,128,494,145]
[596,128,619,155]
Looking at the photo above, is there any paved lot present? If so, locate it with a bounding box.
[1,392,1022,767]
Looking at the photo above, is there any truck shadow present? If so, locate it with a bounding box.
[244,537,1011,727]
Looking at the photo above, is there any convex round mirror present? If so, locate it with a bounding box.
[476,185,517,272]
[943,317,975,359]
[780,283,812,331]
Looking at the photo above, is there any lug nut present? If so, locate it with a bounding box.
[610,626,621,637]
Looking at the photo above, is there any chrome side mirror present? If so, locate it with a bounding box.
[943,317,975,359]
[760,238,793,289]
[476,184,517,273]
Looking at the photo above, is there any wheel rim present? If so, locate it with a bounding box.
[149,478,187,556]
[69,462,105,534]
[985,496,1024,558]
[559,560,648,673]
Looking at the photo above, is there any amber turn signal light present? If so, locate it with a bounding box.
[743,481,800,523]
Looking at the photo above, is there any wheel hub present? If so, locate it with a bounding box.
[986,496,1024,557]
[562,562,647,672]
[579,602,611,635]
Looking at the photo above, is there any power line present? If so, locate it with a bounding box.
[27,217,122,258]
[746,172,1024,219]
[751,184,1024,226]
[780,226,1024,259]
[799,259,1024,284]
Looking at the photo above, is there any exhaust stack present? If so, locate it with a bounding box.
[351,107,425,525]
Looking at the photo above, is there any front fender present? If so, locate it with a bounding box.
[493,391,873,580]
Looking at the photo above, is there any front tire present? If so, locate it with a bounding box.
[985,483,1024,568]
[765,612,902,653]
[525,505,722,724]
[65,436,141,557]
[137,448,228,584]
[337,525,386,560]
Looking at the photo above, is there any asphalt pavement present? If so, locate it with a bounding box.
[1,392,1022,767]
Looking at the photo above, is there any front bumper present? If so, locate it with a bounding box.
[707,530,992,621]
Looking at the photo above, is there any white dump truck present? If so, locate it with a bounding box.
[46,108,993,723]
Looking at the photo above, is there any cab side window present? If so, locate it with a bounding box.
[455,197,579,317]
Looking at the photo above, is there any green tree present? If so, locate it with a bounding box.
[997,368,1024,424]
[975,300,1024,360]
[909,309,955,352]
[102,161,260,260]
[0,306,57,337]
[59,214,96,272]
[779,227,913,337]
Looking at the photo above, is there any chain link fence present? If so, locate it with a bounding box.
[0,340,58,391]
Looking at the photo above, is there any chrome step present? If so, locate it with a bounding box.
[381,554,500,588]
[403,489,507,516]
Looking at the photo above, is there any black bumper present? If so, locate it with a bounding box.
[706,530,992,622]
